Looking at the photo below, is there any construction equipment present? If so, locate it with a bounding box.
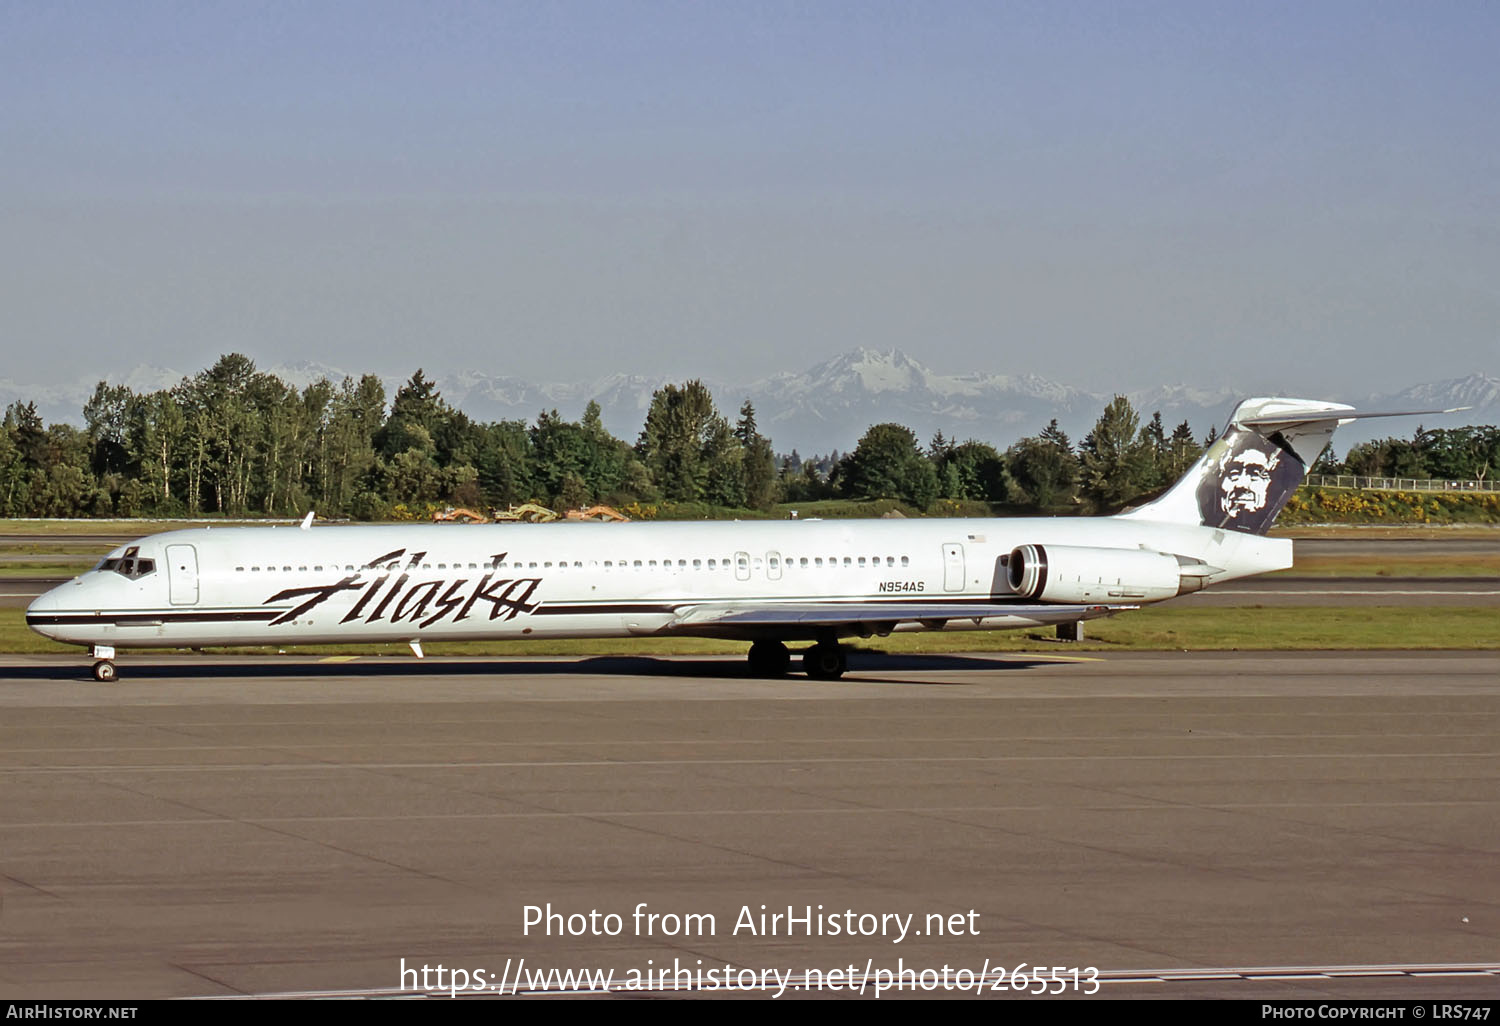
[492,503,560,523]
[564,505,630,522]
[432,507,491,523]
[434,503,627,524]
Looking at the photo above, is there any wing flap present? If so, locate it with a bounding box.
[667,601,1134,632]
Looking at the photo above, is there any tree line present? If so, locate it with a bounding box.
[1333,428,1500,483]
[0,353,1493,518]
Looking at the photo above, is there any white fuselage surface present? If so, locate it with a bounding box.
[26,516,1286,649]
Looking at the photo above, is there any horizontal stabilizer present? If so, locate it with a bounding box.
[1238,405,1470,429]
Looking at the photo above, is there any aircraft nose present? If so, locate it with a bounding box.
[26,582,70,639]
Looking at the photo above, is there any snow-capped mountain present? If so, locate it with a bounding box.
[1375,374,1500,416]
[741,348,1098,452]
[3,350,1494,456]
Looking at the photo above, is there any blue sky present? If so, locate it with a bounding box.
[2,1,1496,395]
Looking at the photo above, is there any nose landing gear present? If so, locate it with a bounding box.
[89,645,117,683]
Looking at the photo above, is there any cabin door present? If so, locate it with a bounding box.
[942,543,965,592]
[166,544,200,605]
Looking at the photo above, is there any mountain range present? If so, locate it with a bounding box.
[3,348,1495,456]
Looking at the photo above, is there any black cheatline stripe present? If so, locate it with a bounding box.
[533,596,1028,616]
[26,611,283,627]
[533,603,679,616]
[28,596,1033,628]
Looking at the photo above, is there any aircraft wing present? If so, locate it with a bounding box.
[660,601,1135,636]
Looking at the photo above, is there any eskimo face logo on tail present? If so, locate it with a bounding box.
[1195,428,1304,534]
[1220,447,1278,517]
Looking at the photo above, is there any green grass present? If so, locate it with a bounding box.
[5,605,1496,658]
[0,561,95,577]
[0,540,124,549]
[1272,525,1500,539]
[0,518,286,535]
[1268,556,1500,577]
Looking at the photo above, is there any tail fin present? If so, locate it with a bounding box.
[1120,397,1468,535]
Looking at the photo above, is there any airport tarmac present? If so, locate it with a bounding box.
[0,650,1496,1000]
[1176,575,1500,606]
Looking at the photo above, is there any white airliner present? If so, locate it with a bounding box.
[27,397,1456,681]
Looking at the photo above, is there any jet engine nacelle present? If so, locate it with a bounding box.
[1007,544,1199,603]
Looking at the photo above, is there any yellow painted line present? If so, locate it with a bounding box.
[317,655,360,664]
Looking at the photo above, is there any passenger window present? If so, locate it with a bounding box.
[858,557,867,567]
[901,556,909,567]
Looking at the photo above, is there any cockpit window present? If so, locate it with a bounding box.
[95,546,157,580]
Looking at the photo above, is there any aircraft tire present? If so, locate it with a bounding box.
[802,645,846,680]
[92,660,117,683]
[747,641,791,677]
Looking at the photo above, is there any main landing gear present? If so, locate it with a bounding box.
[801,641,847,681]
[747,640,792,677]
[745,640,848,680]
